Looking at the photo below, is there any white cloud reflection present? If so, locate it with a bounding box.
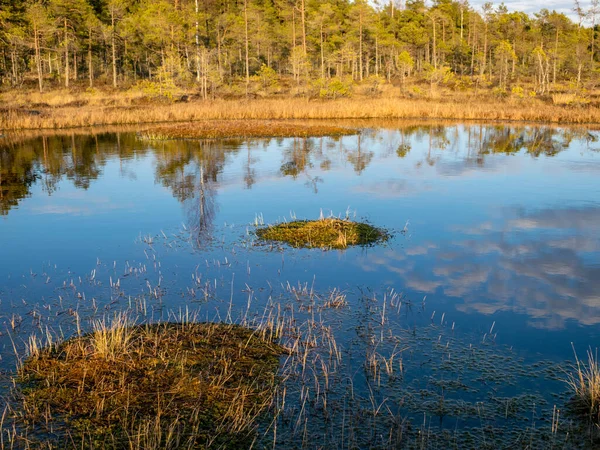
[362,206,600,329]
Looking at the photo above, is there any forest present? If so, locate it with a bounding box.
[0,0,599,98]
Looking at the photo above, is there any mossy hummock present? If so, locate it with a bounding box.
[256,218,388,249]
[17,322,283,448]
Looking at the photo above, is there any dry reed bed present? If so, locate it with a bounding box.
[139,120,357,140]
[2,98,600,130]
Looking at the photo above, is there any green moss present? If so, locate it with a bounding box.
[16,322,284,449]
[256,218,388,249]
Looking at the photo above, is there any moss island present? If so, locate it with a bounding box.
[256,218,388,249]
[16,320,283,448]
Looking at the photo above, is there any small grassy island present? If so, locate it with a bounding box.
[16,319,283,449]
[138,120,357,140]
[256,218,388,249]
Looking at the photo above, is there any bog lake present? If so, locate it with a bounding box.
[1,122,600,448]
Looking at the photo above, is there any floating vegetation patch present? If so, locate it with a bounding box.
[15,318,284,449]
[138,120,358,140]
[256,218,388,249]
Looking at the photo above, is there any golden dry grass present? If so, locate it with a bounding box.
[15,319,284,449]
[567,347,600,425]
[3,88,600,130]
[139,120,357,140]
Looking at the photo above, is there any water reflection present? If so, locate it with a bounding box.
[0,147,39,215]
[1,133,125,215]
[2,125,597,217]
[361,205,600,330]
[1,123,599,331]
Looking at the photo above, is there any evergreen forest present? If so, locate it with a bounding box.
[0,0,598,97]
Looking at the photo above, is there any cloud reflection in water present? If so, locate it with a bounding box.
[363,206,600,329]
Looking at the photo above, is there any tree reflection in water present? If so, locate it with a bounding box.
[1,124,597,219]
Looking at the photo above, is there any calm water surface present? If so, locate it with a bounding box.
[1,123,599,445]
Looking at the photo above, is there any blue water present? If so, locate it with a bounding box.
[1,124,599,444]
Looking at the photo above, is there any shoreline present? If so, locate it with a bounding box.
[2,117,599,147]
[3,94,600,131]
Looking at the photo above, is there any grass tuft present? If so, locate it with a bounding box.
[566,347,600,425]
[256,217,388,249]
[15,320,284,449]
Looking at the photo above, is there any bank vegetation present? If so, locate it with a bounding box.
[2,0,600,128]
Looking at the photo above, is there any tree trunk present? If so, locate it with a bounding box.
[301,0,307,55]
[217,31,222,77]
[244,0,250,93]
[88,28,94,88]
[359,11,363,80]
[481,23,487,76]
[592,18,596,65]
[512,38,516,78]
[460,7,464,41]
[553,27,559,87]
[375,35,379,76]
[292,8,296,48]
[10,48,17,87]
[64,18,69,88]
[431,16,437,69]
[320,23,325,79]
[195,0,201,84]
[470,24,476,76]
[34,23,43,92]
[111,9,118,88]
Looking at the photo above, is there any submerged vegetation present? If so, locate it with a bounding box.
[5,291,591,449]
[138,120,357,140]
[14,317,283,449]
[256,217,388,249]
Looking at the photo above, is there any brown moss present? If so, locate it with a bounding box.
[138,120,357,140]
[256,218,388,249]
[16,321,284,448]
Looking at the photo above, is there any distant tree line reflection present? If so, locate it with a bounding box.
[1,125,597,220]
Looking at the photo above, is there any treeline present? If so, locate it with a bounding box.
[0,0,598,95]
